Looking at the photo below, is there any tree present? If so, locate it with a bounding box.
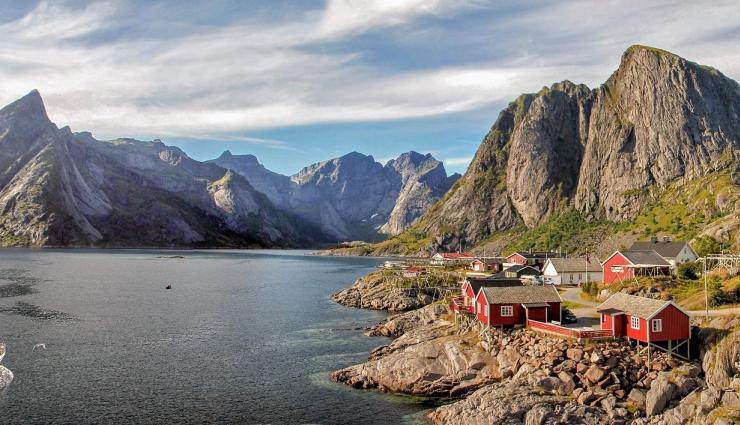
[708,277,725,307]
[693,235,722,257]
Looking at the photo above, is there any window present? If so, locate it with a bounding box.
[501,305,513,317]
[631,316,640,330]
[651,319,662,332]
[602,314,607,322]
[485,305,489,316]
[611,266,624,273]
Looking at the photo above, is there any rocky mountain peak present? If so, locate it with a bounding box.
[0,89,48,123]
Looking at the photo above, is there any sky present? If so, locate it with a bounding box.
[1,1,739,176]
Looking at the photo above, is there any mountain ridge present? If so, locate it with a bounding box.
[359,45,739,257]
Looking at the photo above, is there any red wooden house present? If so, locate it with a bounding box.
[470,258,503,273]
[597,292,691,359]
[452,276,521,314]
[505,251,567,270]
[474,285,561,327]
[601,250,671,284]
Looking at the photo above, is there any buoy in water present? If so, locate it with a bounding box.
[165,285,172,290]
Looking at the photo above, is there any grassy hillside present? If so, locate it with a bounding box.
[339,168,738,258]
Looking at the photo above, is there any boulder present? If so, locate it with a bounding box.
[535,376,561,394]
[0,365,13,389]
[577,390,595,405]
[524,403,555,425]
[557,371,576,396]
[645,377,677,416]
[566,348,584,361]
[628,388,647,409]
[584,365,606,384]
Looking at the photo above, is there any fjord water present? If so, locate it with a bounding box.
[0,249,427,424]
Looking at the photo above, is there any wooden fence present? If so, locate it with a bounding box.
[527,319,612,340]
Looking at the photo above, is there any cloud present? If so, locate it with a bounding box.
[442,156,473,166]
[0,0,738,143]
[317,0,468,39]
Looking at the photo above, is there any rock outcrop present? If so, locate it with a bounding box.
[332,319,499,397]
[210,150,459,241]
[365,303,448,337]
[332,271,454,311]
[375,45,740,255]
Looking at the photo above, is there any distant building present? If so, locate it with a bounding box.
[601,250,672,284]
[474,285,562,327]
[431,252,475,265]
[470,258,504,273]
[629,237,698,269]
[505,251,568,270]
[402,267,426,278]
[542,257,602,285]
[493,264,541,279]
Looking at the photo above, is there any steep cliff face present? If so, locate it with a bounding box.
[383,45,740,254]
[0,91,321,247]
[381,152,460,235]
[210,150,459,241]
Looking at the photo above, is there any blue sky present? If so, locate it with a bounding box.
[1,1,739,175]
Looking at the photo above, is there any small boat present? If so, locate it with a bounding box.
[165,284,172,290]
[0,343,5,364]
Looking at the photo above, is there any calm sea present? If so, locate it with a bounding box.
[0,249,432,424]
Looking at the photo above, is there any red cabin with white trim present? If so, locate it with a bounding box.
[597,293,690,343]
[601,250,672,284]
[474,285,561,327]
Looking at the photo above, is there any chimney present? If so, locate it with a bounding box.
[650,236,658,243]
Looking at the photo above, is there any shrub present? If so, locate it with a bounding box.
[677,261,701,280]
[693,235,722,257]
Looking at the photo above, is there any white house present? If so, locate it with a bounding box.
[629,237,698,270]
[542,258,602,285]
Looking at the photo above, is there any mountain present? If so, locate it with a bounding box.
[368,45,739,256]
[0,91,325,247]
[210,150,459,241]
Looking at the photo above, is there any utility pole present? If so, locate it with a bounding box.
[703,257,708,319]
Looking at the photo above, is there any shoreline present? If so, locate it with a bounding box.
[331,270,740,424]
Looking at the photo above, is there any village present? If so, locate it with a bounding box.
[332,238,740,423]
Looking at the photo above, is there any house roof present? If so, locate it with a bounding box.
[480,285,561,305]
[472,258,504,265]
[545,258,601,273]
[465,277,522,294]
[504,265,540,274]
[621,250,671,267]
[437,252,475,259]
[510,251,568,260]
[596,292,682,319]
[629,240,692,258]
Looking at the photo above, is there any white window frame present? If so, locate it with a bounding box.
[501,305,513,317]
[651,319,662,333]
[631,316,640,330]
[485,305,489,316]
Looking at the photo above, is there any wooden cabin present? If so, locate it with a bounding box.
[629,237,698,270]
[474,285,561,327]
[601,250,671,284]
[596,293,691,359]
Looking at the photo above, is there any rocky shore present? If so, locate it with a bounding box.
[333,271,439,311]
[332,295,740,424]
